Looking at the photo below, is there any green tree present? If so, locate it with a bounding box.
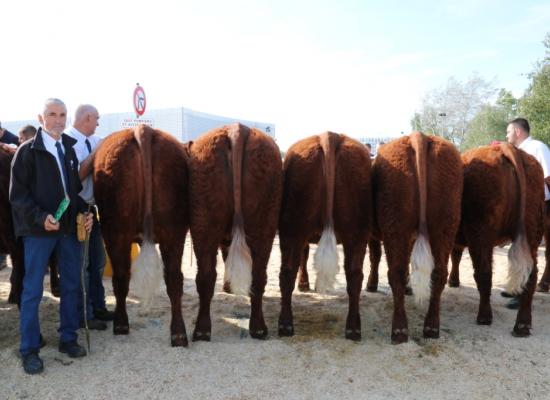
[461,89,518,150]
[519,32,550,145]
[411,73,497,147]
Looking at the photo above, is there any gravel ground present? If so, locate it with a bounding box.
[1,238,549,400]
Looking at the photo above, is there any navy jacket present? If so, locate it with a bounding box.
[9,128,87,237]
[0,129,19,146]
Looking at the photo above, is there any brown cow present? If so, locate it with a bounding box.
[187,123,282,341]
[93,125,190,347]
[373,132,462,344]
[447,144,544,336]
[278,132,372,341]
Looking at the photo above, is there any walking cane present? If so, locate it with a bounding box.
[78,205,92,354]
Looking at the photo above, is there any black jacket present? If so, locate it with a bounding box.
[0,129,19,146]
[9,128,87,237]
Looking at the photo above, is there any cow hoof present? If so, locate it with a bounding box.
[512,324,531,338]
[536,282,549,293]
[405,286,413,296]
[448,280,460,288]
[366,285,378,293]
[345,329,361,341]
[423,326,440,339]
[476,316,492,325]
[278,324,294,337]
[250,329,268,340]
[223,282,232,294]
[297,282,310,292]
[391,328,408,344]
[192,331,211,342]
[113,325,129,335]
[171,334,189,347]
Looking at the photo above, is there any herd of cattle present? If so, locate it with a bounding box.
[2,123,549,347]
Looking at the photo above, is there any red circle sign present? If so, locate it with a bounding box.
[133,85,146,116]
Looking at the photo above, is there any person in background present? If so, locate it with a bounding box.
[0,121,19,146]
[18,125,37,144]
[505,117,550,309]
[68,104,113,329]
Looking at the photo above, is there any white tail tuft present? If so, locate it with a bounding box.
[506,234,533,295]
[313,226,339,293]
[131,240,164,310]
[410,233,434,306]
[226,225,253,296]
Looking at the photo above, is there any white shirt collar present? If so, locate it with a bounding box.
[41,129,62,147]
[518,136,533,149]
[68,126,88,142]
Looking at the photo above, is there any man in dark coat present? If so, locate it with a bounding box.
[9,98,92,374]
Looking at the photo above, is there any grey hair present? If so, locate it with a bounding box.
[42,98,66,115]
[74,104,98,122]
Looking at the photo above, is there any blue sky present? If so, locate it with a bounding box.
[1,0,549,149]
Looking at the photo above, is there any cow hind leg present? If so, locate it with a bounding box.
[219,244,233,294]
[49,255,60,297]
[297,245,310,292]
[278,237,306,337]
[512,248,538,337]
[469,245,493,325]
[386,239,412,344]
[159,241,188,347]
[106,237,132,335]
[249,244,271,340]
[448,246,464,288]
[423,253,449,339]
[366,238,382,292]
[343,239,366,341]
[193,248,217,342]
[537,230,550,292]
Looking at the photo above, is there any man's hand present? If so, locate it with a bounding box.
[44,214,60,231]
[0,143,17,154]
[84,212,94,233]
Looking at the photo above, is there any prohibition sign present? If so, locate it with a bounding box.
[133,85,146,117]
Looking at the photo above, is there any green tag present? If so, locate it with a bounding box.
[53,198,70,222]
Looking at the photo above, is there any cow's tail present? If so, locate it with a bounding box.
[225,123,253,296]
[314,132,339,293]
[131,125,164,308]
[409,132,434,305]
[501,143,533,295]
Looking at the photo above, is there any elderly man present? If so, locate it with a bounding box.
[10,98,92,374]
[67,104,113,330]
[505,117,550,308]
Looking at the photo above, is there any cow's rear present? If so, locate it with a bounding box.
[373,132,462,343]
[278,132,372,340]
[188,123,282,341]
[449,144,543,337]
[94,125,190,347]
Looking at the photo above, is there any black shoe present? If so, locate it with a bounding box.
[506,297,521,310]
[93,308,114,321]
[501,291,514,298]
[59,341,87,358]
[22,353,44,374]
[80,319,107,330]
